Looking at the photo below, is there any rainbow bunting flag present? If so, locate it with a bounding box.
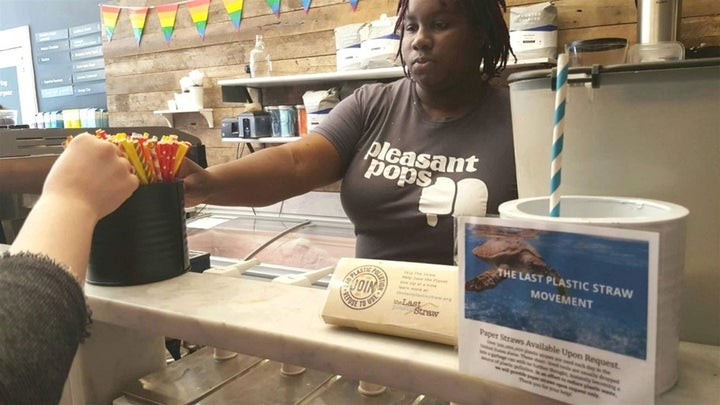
[100,5,121,42]
[223,0,244,30]
[266,0,280,17]
[128,7,149,46]
[349,0,359,11]
[187,0,211,39]
[301,0,311,13]
[156,3,179,43]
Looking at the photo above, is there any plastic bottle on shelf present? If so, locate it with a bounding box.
[249,34,272,78]
[278,105,295,137]
[266,106,281,137]
[295,105,307,137]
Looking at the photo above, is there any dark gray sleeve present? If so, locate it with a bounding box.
[311,83,374,171]
[0,252,90,405]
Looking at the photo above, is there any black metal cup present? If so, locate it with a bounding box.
[88,180,189,285]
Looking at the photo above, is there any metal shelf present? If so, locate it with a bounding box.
[154,108,214,128]
[217,58,555,103]
[217,58,556,89]
[221,136,300,143]
[217,67,405,89]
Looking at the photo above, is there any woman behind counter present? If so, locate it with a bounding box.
[181,0,517,266]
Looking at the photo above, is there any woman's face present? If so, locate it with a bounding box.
[400,0,484,90]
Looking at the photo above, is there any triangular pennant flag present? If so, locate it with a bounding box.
[301,0,311,13]
[100,5,121,42]
[128,7,149,46]
[157,3,179,43]
[266,0,280,17]
[349,0,359,11]
[223,0,244,30]
[187,0,211,39]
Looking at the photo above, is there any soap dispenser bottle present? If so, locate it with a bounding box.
[249,34,272,78]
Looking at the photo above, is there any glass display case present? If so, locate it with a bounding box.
[186,205,356,287]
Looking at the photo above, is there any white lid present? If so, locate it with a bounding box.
[499,195,689,224]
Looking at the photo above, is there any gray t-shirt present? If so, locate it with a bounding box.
[314,78,517,265]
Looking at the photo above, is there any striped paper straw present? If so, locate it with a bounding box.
[120,140,149,185]
[549,53,569,217]
[147,139,164,182]
[133,140,156,183]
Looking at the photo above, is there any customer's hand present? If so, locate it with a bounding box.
[42,133,139,221]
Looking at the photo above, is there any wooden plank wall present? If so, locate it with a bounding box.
[104,0,719,166]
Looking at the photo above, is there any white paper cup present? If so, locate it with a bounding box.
[188,87,204,109]
[499,195,688,394]
[174,93,187,110]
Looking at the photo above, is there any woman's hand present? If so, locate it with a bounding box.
[175,157,210,207]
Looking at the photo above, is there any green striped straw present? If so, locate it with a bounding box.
[550,53,569,217]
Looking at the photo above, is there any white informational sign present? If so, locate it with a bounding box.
[457,217,659,404]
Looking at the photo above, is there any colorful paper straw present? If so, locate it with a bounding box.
[120,139,149,185]
[172,142,190,177]
[64,131,189,183]
[549,53,569,217]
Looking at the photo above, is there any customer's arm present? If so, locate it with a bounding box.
[0,134,138,404]
[0,252,92,404]
[8,134,138,278]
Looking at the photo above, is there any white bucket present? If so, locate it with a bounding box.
[499,195,689,395]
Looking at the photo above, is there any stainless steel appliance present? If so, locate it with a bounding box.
[636,0,682,43]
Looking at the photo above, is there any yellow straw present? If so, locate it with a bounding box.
[120,140,149,184]
[171,142,190,177]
